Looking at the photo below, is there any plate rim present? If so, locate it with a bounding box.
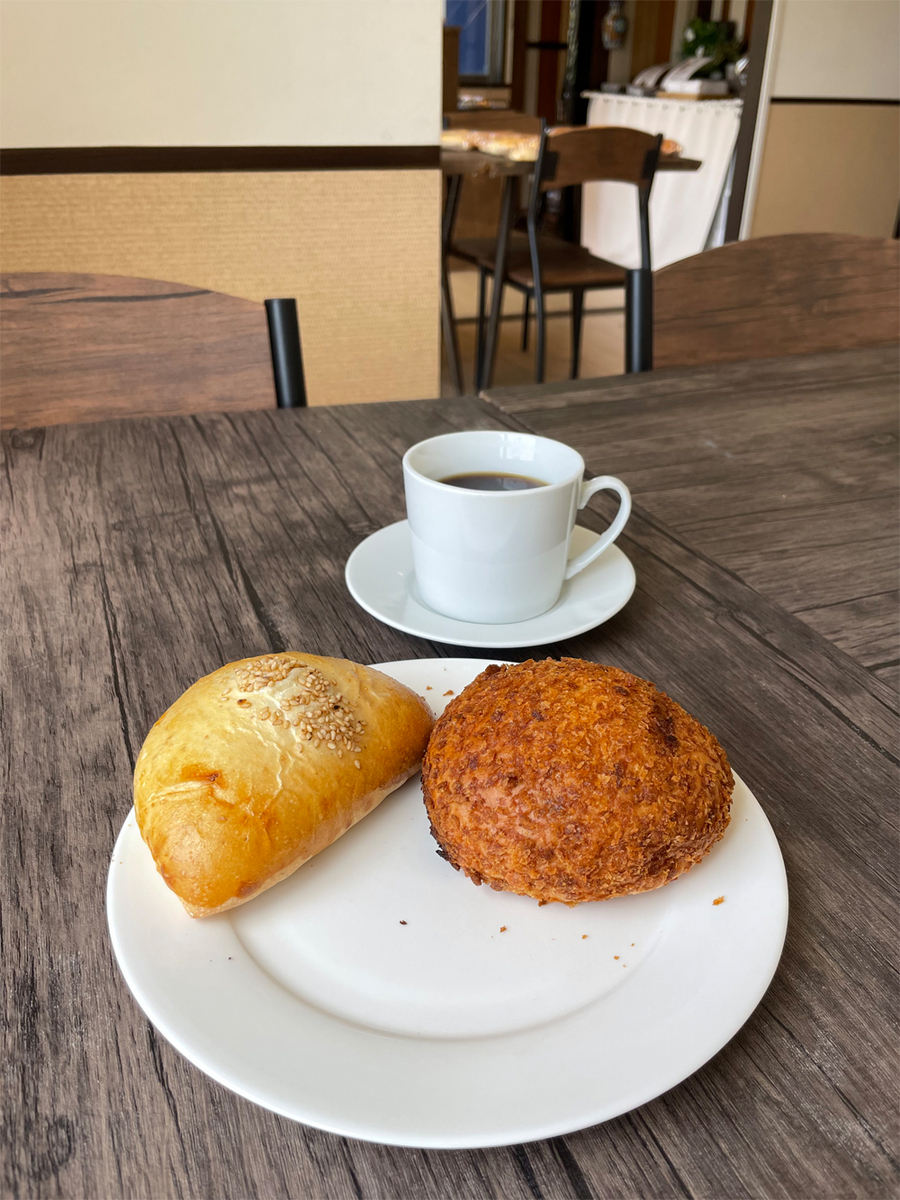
[108,656,789,1149]
[344,520,636,648]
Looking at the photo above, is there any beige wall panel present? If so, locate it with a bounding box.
[772,0,900,102]
[751,104,900,239]
[0,170,441,406]
[0,0,442,148]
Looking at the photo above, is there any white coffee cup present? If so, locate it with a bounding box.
[402,430,631,624]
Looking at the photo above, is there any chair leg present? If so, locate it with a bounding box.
[625,268,653,373]
[570,288,584,381]
[475,267,487,390]
[441,265,464,396]
[521,292,530,351]
[482,175,518,390]
[534,285,547,384]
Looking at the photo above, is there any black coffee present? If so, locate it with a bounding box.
[440,472,547,491]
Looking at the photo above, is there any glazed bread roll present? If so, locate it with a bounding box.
[134,653,434,917]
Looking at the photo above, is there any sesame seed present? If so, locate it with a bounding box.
[354,760,360,769]
[233,659,362,756]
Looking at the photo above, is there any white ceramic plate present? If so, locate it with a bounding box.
[107,658,788,1150]
[344,521,636,648]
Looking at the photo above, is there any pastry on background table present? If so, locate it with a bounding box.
[440,129,478,151]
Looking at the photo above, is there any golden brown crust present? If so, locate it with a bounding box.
[421,659,732,904]
[134,653,433,916]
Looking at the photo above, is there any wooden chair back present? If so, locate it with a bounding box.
[654,234,900,370]
[444,110,543,135]
[1,272,277,429]
[538,126,662,191]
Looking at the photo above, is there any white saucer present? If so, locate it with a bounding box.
[344,521,636,648]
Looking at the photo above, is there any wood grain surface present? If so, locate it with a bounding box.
[653,234,900,369]
[540,127,660,191]
[0,273,276,429]
[484,346,900,683]
[441,148,700,179]
[3,380,898,1199]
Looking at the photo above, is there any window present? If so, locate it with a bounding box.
[446,0,507,84]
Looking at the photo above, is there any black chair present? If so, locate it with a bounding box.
[0,274,307,428]
[470,125,663,385]
[651,233,900,371]
[443,112,545,390]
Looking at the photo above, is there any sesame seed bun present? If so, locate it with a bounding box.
[134,653,433,916]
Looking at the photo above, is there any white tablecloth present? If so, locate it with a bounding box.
[581,94,742,269]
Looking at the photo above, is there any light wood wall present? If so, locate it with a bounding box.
[751,103,899,239]
[746,0,899,240]
[0,170,442,406]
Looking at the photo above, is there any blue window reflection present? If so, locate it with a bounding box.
[446,0,490,77]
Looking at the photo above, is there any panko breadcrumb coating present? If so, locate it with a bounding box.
[421,659,733,904]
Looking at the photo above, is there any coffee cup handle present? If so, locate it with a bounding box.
[563,476,632,580]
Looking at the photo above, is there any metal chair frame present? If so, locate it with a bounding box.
[476,127,662,385]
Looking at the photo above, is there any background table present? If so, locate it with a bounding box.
[441,146,702,392]
[3,347,897,1199]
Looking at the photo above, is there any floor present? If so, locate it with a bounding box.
[441,263,626,397]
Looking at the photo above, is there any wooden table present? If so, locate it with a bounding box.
[441,147,702,394]
[4,348,897,1199]
[484,345,900,691]
[441,147,704,179]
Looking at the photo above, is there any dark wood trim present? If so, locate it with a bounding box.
[510,0,529,112]
[0,145,440,176]
[655,0,677,67]
[723,0,773,243]
[537,0,565,124]
[769,96,900,106]
[744,0,756,46]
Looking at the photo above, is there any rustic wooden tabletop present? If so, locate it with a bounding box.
[3,346,897,1199]
[485,346,900,690]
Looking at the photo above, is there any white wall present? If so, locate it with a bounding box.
[0,0,443,148]
[770,0,899,100]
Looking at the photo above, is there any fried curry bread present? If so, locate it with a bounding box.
[422,658,732,904]
[135,653,434,917]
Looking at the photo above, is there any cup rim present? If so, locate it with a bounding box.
[402,430,585,497]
